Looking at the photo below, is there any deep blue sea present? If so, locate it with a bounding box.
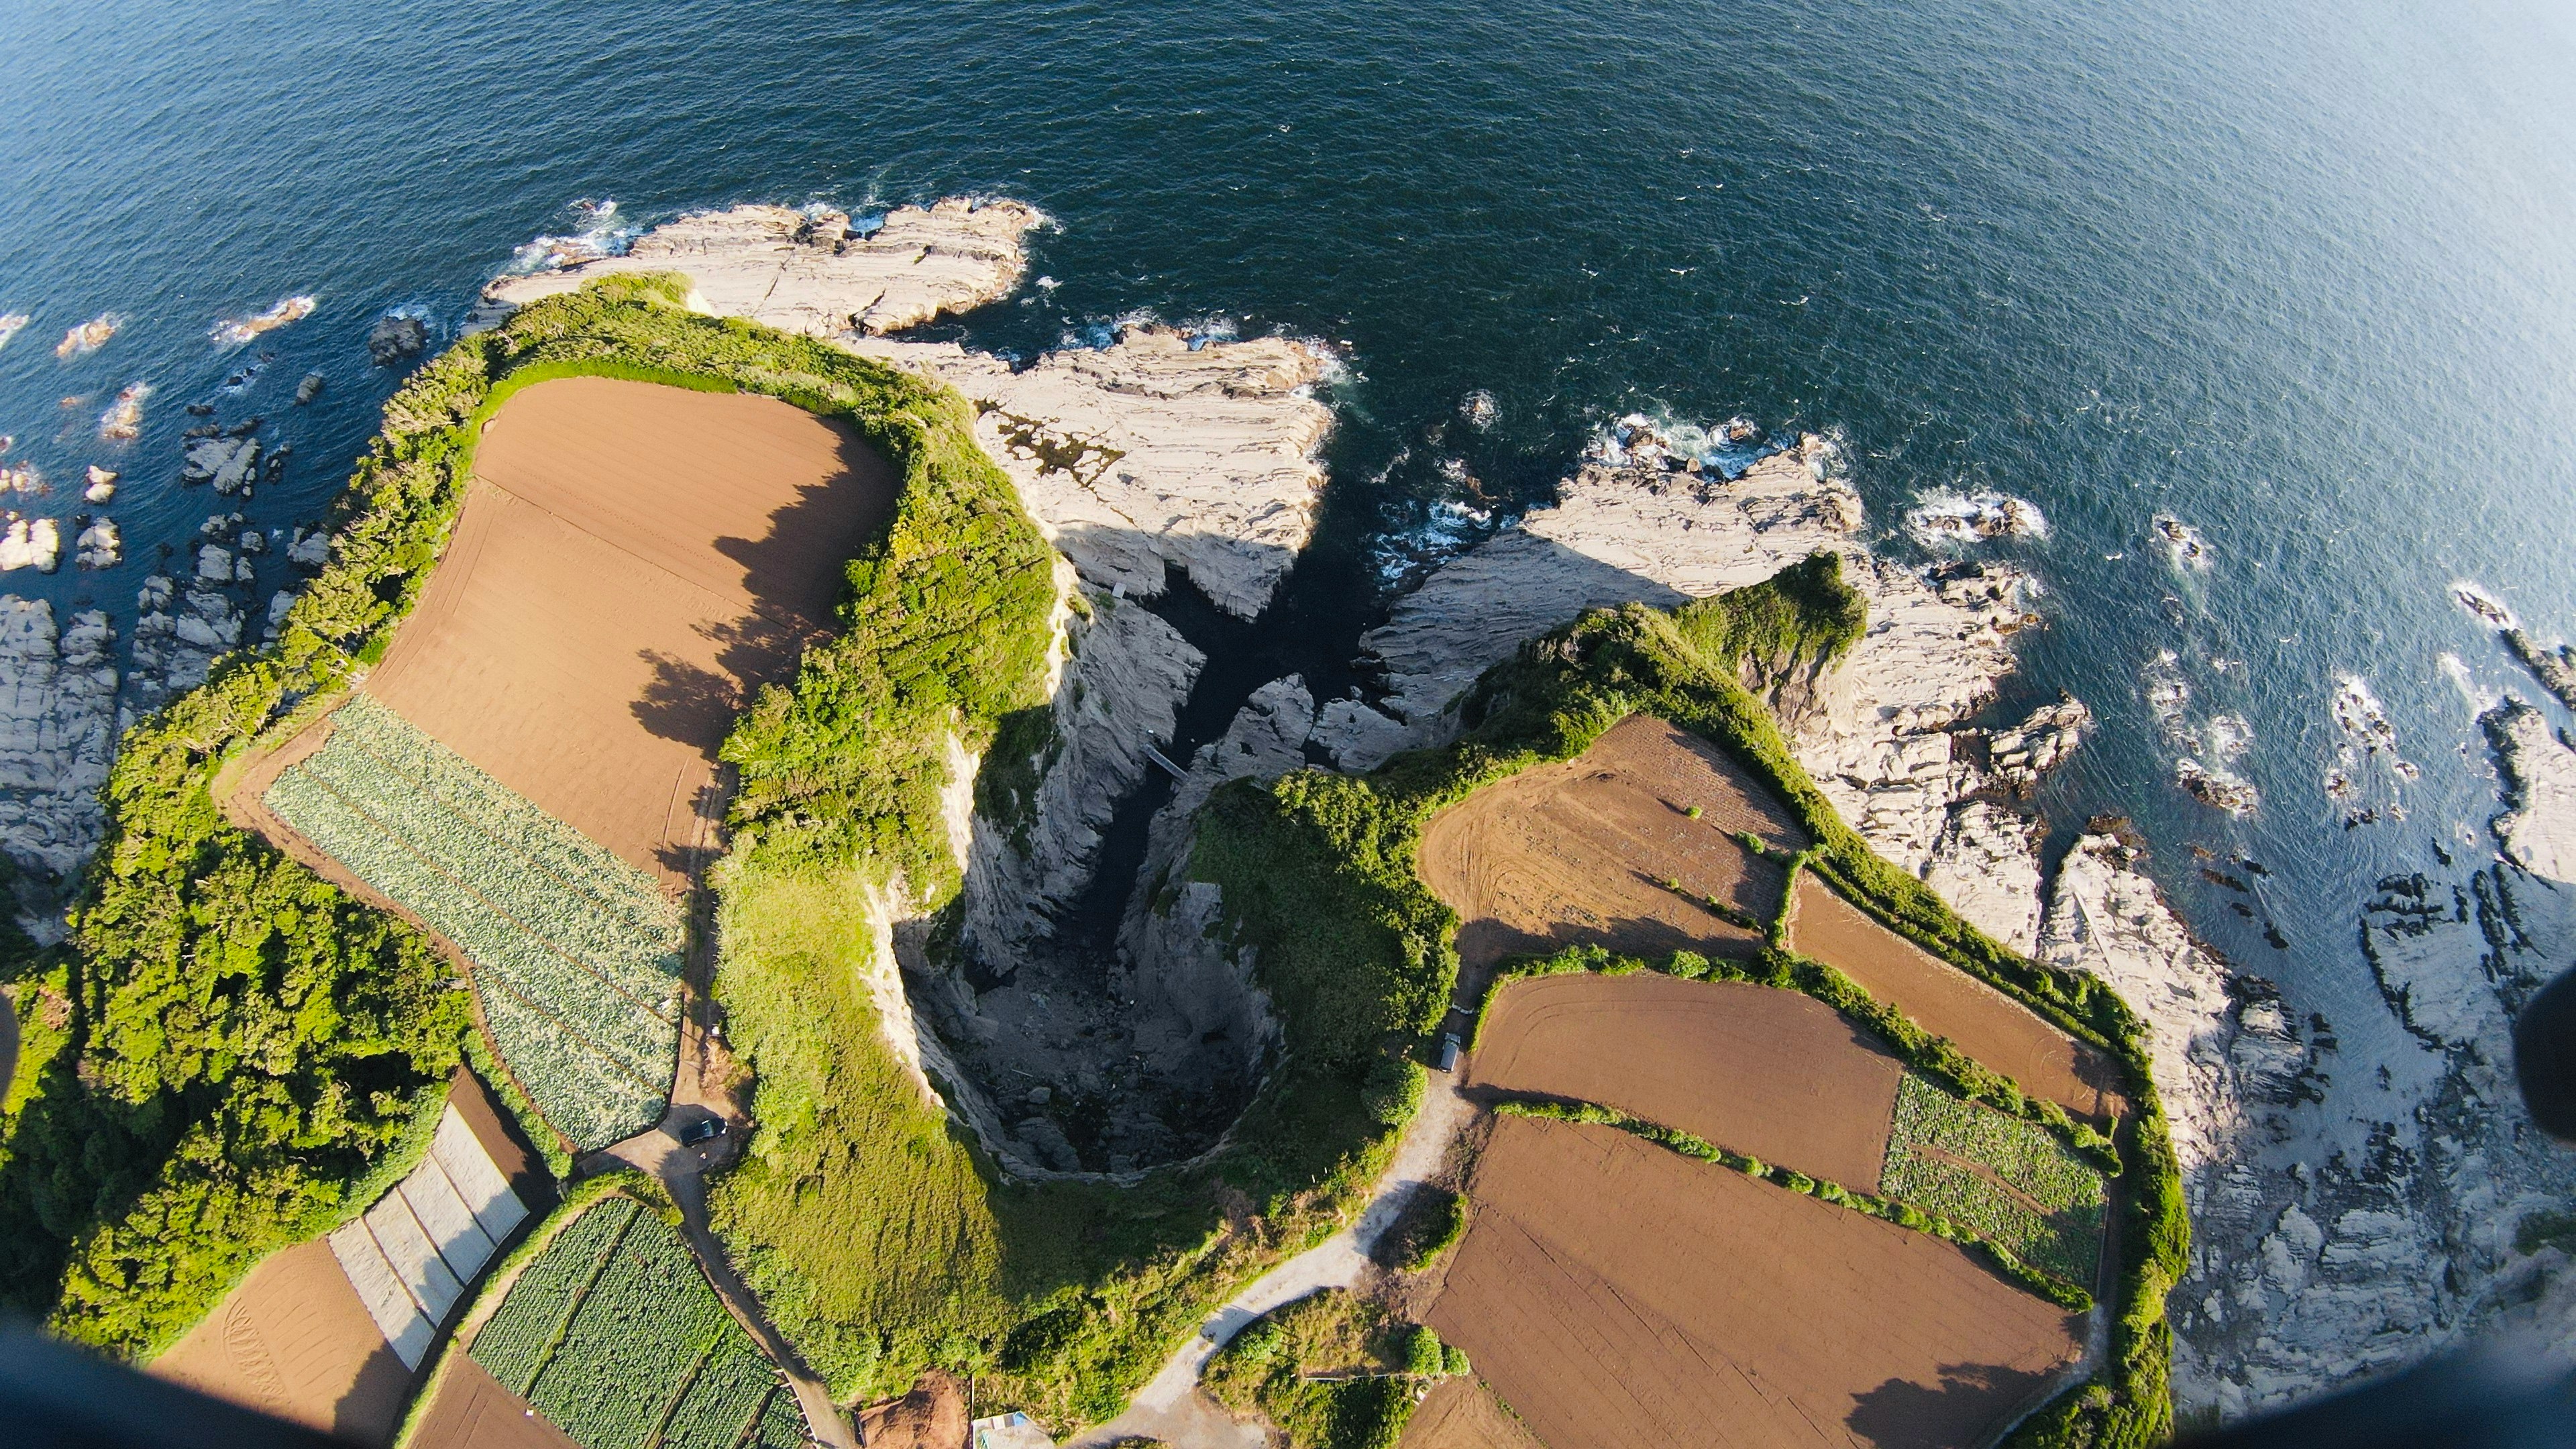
[5,0,2574,1061]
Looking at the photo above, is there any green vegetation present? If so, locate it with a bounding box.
[0,274,954,1362]
[1387,1188,1467,1273]
[264,696,682,1150]
[1879,1074,2107,1286]
[1195,564,2181,1445]
[1204,1290,1452,1449]
[1474,941,2114,1168]
[470,1193,804,1449]
[1493,1099,2092,1311]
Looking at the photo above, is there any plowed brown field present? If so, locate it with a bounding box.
[152,1238,410,1444]
[1430,1115,2084,1449]
[360,376,895,888]
[1469,971,1902,1191]
[1400,1376,1550,1449]
[1788,877,2124,1122]
[408,1355,584,1449]
[1419,716,1804,972]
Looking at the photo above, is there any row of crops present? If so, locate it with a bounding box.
[471,1195,808,1449]
[263,694,684,1149]
[1879,1073,2108,1286]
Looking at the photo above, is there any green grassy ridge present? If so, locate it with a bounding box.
[1196,569,2183,1447]
[0,273,955,1361]
[1492,1099,2093,1311]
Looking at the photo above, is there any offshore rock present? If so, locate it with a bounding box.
[2484,700,2576,883]
[366,313,428,366]
[849,325,1331,618]
[0,600,117,931]
[73,518,119,570]
[1979,694,2092,792]
[0,519,61,574]
[473,199,1042,338]
[182,433,260,496]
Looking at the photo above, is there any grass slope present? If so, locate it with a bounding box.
[1189,557,2185,1448]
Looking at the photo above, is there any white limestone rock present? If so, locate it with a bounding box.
[0,519,61,574]
[2485,700,2576,883]
[182,434,261,496]
[1921,802,2046,952]
[956,584,1202,964]
[285,527,329,568]
[472,199,1042,338]
[126,575,244,717]
[1981,694,2092,792]
[847,325,1332,619]
[73,518,119,569]
[83,466,117,504]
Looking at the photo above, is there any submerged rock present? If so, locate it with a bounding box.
[366,312,429,366]
[294,371,325,405]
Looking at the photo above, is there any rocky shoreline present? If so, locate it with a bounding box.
[5,195,2572,1421]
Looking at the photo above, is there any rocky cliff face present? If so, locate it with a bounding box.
[0,600,117,935]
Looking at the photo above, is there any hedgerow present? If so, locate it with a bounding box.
[0,273,963,1362]
[1201,558,2184,1443]
[1493,1099,2092,1312]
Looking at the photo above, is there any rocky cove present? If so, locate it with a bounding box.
[4,196,2573,1422]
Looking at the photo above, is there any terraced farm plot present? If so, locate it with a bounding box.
[1468,971,1903,1191]
[1789,876,2126,1122]
[1429,1114,2084,1449]
[261,696,682,1150]
[469,1195,806,1449]
[1419,715,1803,973]
[363,376,896,887]
[1879,1074,2108,1287]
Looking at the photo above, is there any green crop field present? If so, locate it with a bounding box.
[264,695,682,1149]
[470,1194,805,1449]
[1880,1073,2107,1285]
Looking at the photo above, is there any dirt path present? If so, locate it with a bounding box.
[1063,1062,1479,1449]
[590,1125,857,1449]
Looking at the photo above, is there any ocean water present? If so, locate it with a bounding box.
[5,0,2575,1061]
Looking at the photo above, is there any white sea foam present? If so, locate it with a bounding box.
[97,382,149,441]
[209,294,315,347]
[504,199,638,276]
[0,313,26,352]
[1583,408,1782,478]
[54,314,117,359]
[2153,513,2210,570]
[1904,488,2049,549]
[1459,388,1499,431]
[2438,653,2498,714]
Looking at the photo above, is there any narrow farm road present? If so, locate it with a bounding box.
[594,1123,860,1449]
[1063,1064,1478,1449]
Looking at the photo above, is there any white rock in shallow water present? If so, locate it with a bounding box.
[73,518,119,569]
[0,519,60,573]
[472,198,1043,337]
[195,544,234,582]
[285,527,329,567]
[83,466,117,504]
[2485,699,2576,883]
[181,435,260,495]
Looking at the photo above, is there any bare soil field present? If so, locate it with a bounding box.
[1419,716,1805,972]
[152,1238,411,1444]
[409,1355,584,1449]
[362,377,894,888]
[1788,877,2125,1122]
[1470,971,1902,1191]
[1399,1376,1550,1449]
[1430,1115,2085,1449]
